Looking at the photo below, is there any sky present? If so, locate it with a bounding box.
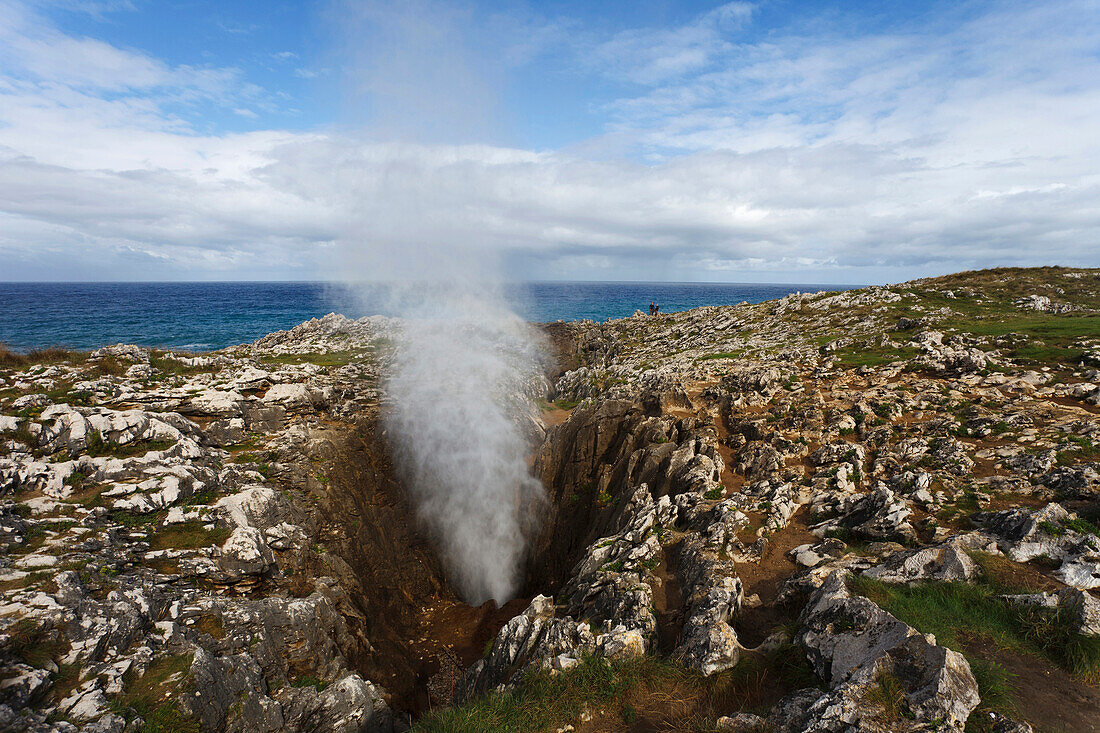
[0,0,1098,284]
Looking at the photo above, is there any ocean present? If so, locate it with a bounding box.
[0,281,852,352]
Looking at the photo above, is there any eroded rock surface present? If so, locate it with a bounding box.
[4,268,1100,732]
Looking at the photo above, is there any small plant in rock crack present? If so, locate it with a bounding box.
[866,670,913,723]
[1038,520,1064,537]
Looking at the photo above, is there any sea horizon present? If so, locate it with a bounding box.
[0,280,860,352]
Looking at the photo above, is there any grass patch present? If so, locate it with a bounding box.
[223,436,262,453]
[112,654,199,733]
[832,345,919,369]
[932,311,1100,367]
[697,351,744,362]
[413,656,670,733]
[959,314,1100,344]
[149,351,219,376]
[89,356,127,377]
[148,521,232,550]
[290,675,329,691]
[191,615,225,639]
[415,645,819,733]
[48,662,83,703]
[108,508,167,528]
[1008,344,1084,365]
[865,669,913,723]
[1064,517,1100,537]
[5,619,69,667]
[0,344,84,370]
[538,397,582,411]
[84,430,176,458]
[884,269,1100,368]
[0,571,53,592]
[231,450,277,468]
[10,421,40,452]
[848,567,1100,687]
[1057,436,1100,467]
[259,349,371,368]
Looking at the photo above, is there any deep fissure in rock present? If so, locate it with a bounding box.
[312,326,727,719]
[314,397,696,718]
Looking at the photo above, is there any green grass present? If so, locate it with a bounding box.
[865,669,913,724]
[1057,436,1100,467]
[914,267,1100,307]
[930,311,1100,366]
[84,430,176,458]
[847,546,1100,731]
[290,675,329,691]
[878,269,1100,369]
[108,508,166,528]
[1008,344,1085,365]
[111,654,200,733]
[259,349,373,368]
[846,577,1022,732]
[89,356,127,377]
[0,344,84,370]
[3,384,94,419]
[1064,517,1100,537]
[415,645,820,732]
[413,655,653,733]
[48,662,83,704]
[956,314,1100,342]
[147,521,232,550]
[537,397,582,411]
[5,619,69,667]
[832,346,919,368]
[10,421,40,453]
[847,560,1100,719]
[0,570,54,592]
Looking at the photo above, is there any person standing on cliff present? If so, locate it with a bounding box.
[648,302,655,316]
[654,302,660,315]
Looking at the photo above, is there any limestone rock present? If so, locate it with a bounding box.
[862,537,989,584]
[796,572,979,730]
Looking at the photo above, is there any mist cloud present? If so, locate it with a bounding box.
[379,286,546,603]
[331,1,550,604]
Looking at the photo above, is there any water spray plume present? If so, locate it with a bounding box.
[335,0,546,604]
[382,284,545,603]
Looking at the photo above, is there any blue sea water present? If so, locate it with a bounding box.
[0,281,852,352]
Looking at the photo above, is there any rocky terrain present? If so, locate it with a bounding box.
[2,266,1100,732]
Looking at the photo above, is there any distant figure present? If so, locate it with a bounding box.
[648,302,655,316]
[654,302,660,315]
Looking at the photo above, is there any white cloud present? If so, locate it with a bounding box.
[33,0,136,17]
[0,0,1098,282]
[591,2,754,85]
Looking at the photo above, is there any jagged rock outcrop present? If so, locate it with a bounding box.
[974,503,1100,588]
[769,572,980,731]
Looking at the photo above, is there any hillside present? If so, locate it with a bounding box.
[2,267,1099,733]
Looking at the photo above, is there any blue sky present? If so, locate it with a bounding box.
[1,0,1098,282]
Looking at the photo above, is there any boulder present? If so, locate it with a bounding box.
[862,537,990,584]
[812,487,915,542]
[793,572,980,730]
